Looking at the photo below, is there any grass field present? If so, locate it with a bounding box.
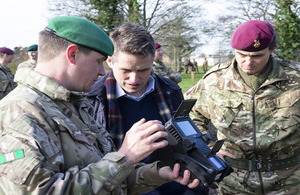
[178,73,204,93]
[178,66,213,93]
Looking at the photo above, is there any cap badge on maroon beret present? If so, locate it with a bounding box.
[231,20,275,51]
[254,40,260,48]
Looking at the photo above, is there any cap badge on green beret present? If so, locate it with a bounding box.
[46,16,114,57]
[253,40,260,48]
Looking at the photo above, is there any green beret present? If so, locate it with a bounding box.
[26,44,38,51]
[46,16,114,57]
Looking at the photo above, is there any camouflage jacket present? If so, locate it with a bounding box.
[17,60,37,70]
[0,68,167,195]
[153,60,182,83]
[0,64,16,100]
[186,56,300,194]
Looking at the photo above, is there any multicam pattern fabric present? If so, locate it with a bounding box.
[153,60,182,83]
[185,56,300,194]
[0,68,167,194]
[0,64,16,100]
[17,60,37,69]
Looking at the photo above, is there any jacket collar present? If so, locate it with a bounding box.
[88,73,109,97]
[0,63,11,72]
[14,68,87,101]
[217,56,288,93]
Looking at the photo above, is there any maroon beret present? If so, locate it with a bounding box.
[0,47,14,55]
[231,20,275,51]
[155,43,161,49]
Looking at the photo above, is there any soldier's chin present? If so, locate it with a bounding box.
[242,68,257,75]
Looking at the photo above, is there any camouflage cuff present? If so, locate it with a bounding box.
[143,161,169,184]
[101,152,135,186]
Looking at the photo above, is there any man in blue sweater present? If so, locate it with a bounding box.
[88,23,208,194]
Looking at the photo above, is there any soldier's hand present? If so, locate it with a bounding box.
[118,118,168,164]
[217,149,235,161]
[158,163,200,189]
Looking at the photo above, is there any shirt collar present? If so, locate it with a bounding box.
[116,75,155,101]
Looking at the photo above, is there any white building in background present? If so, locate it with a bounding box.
[190,54,230,66]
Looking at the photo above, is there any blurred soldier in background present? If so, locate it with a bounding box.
[17,44,38,69]
[153,43,182,83]
[0,47,16,99]
[192,58,199,74]
[184,58,193,74]
[202,57,208,73]
[185,20,300,194]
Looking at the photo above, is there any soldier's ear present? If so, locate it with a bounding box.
[106,57,113,68]
[66,44,79,64]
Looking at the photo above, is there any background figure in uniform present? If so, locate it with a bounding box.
[184,58,193,74]
[202,57,208,73]
[185,20,300,194]
[153,43,182,83]
[88,23,208,195]
[192,59,199,74]
[17,44,38,69]
[0,47,16,99]
[0,16,200,194]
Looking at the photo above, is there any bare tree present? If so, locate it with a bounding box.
[47,0,207,61]
[200,0,279,54]
[48,0,90,18]
[152,2,203,70]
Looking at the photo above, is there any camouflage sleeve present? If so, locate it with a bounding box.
[168,69,182,83]
[153,66,168,77]
[1,100,158,195]
[127,162,169,194]
[184,80,210,133]
[0,117,134,194]
[0,100,168,194]
[184,80,218,145]
[185,63,229,131]
[0,70,9,99]
[153,61,182,83]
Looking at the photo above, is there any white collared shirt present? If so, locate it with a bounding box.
[116,76,155,101]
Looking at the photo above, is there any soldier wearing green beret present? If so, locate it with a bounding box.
[185,20,300,194]
[17,44,38,70]
[0,16,200,194]
[0,47,16,100]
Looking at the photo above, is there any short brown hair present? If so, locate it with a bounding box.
[109,23,155,59]
[38,30,91,62]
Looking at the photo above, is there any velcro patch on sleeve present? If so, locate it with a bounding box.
[0,149,25,165]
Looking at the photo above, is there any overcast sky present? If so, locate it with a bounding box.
[0,0,229,54]
[0,0,49,49]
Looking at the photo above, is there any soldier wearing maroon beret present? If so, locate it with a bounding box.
[185,20,300,194]
[0,47,16,99]
[153,42,182,83]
